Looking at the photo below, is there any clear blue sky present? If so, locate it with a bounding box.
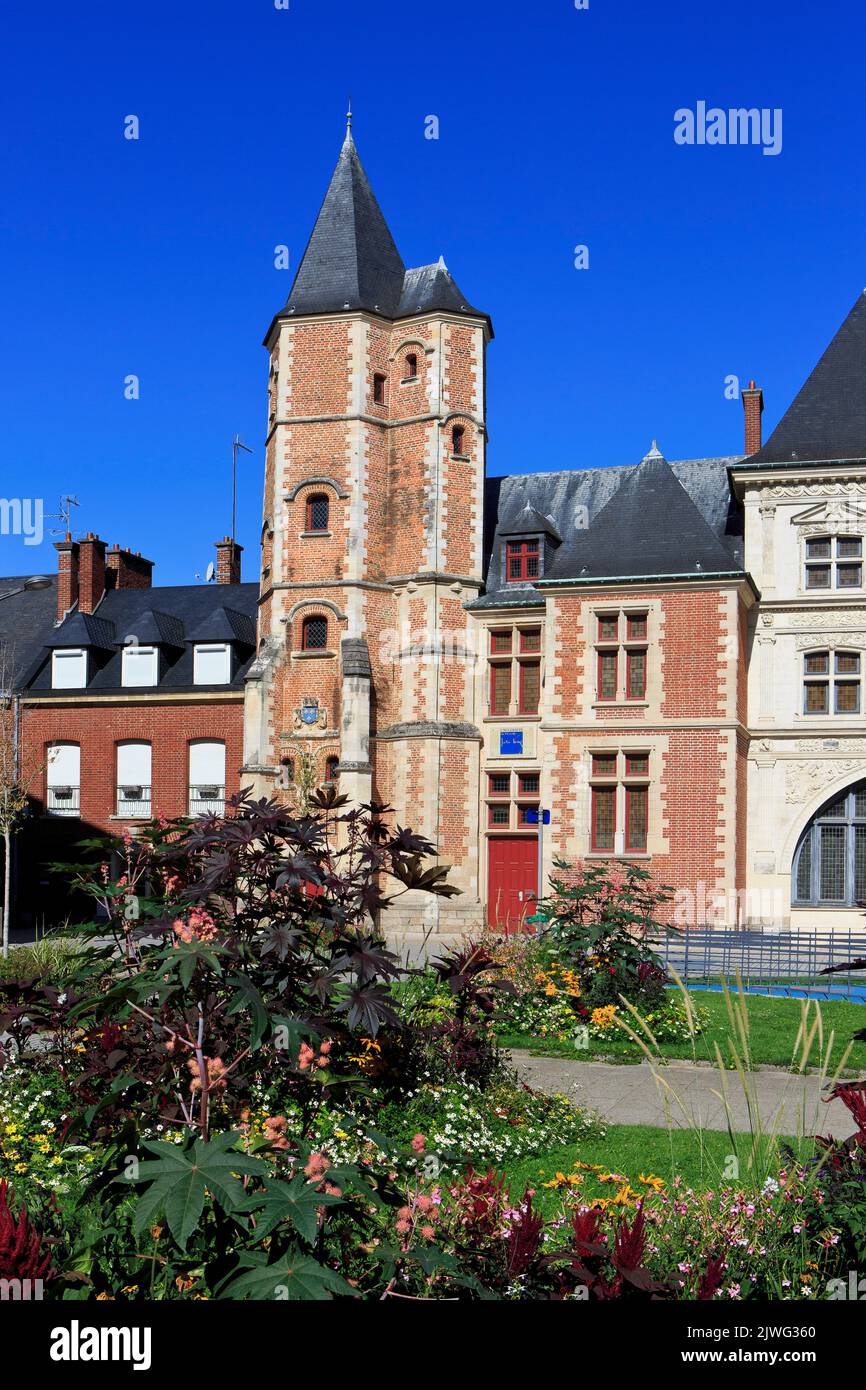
[2,0,864,584]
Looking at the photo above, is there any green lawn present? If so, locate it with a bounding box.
[500,1124,814,1213]
[498,987,866,1071]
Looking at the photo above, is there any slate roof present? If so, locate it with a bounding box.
[748,291,866,466]
[277,128,486,327]
[473,449,745,607]
[26,583,259,694]
[0,576,58,687]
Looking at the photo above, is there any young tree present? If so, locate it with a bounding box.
[0,644,43,957]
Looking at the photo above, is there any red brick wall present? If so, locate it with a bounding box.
[20,698,245,832]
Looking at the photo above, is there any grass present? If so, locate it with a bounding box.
[498,987,866,1070]
[499,1124,815,1214]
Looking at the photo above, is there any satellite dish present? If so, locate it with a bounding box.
[205,562,215,583]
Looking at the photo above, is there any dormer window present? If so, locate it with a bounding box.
[52,648,87,689]
[404,352,418,381]
[305,494,329,533]
[193,642,232,685]
[451,425,466,456]
[506,539,540,582]
[373,373,387,405]
[122,644,159,687]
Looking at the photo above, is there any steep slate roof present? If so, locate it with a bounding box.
[0,576,58,687]
[279,126,486,325]
[27,583,259,694]
[473,450,744,606]
[750,291,866,465]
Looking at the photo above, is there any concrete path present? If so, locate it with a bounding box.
[511,1051,860,1140]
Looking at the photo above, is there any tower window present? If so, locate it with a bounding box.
[404,352,418,380]
[302,615,328,651]
[373,373,387,405]
[451,425,466,456]
[306,494,329,532]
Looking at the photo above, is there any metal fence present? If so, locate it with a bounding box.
[647,926,866,1002]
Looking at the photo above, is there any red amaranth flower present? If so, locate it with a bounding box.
[0,1180,53,1281]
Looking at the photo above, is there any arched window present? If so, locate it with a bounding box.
[305,493,329,532]
[793,780,866,906]
[324,756,340,783]
[451,424,465,456]
[189,740,226,815]
[116,741,152,819]
[302,615,328,651]
[373,373,387,405]
[46,742,80,816]
[404,352,418,380]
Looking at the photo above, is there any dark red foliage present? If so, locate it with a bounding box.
[504,1191,544,1277]
[0,1180,53,1281]
[696,1256,726,1300]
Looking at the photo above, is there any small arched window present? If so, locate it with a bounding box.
[373,373,387,405]
[306,494,329,532]
[405,352,418,380]
[324,756,340,783]
[302,615,328,651]
[451,425,466,456]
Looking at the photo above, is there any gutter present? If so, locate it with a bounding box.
[536,570,761,601]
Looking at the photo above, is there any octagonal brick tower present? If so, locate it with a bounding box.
[243,117,492,949]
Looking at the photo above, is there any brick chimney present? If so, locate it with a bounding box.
[214,536,243,584]
[54,535,79,620]
[106,544,154,590]
[77,533,107,614]
[742,380,764,456]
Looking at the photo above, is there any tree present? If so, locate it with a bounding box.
[0,643,44,957]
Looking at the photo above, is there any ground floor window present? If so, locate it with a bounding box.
[792,780,866,906]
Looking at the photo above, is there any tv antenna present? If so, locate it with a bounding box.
[231,436,253,544]
[206,561,215,583]
[48,494,81,537]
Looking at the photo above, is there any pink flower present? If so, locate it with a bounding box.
[411,1133,426,1154]
[298,1043,315,1072]
[420,1225,435,1240]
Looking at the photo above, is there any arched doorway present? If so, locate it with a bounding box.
[792,779,866,907]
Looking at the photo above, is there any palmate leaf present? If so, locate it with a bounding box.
[126,1130,269,1250]
[219,1248,358,1301]
[241,1175,340,1243]
[226,973,271,1050]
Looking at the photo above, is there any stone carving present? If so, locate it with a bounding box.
[794,738,866,753]
[794,632,866,651]
[788,611,866,630]
[785,759,865,804]
[766,482,866,499]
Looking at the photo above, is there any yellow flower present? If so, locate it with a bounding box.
[638,1173,666,1193]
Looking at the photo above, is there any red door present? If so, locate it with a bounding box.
[487,836,539,932]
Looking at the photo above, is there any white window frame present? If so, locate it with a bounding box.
[121,644,159,687]
[193,643,232,685]
[52,648,87,689]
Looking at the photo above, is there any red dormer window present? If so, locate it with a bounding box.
[506,539,540,582]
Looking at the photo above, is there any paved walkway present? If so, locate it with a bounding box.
[511,1051,859,1140]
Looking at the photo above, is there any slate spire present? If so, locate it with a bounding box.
[284,124,406,318]
[752,290,866,465]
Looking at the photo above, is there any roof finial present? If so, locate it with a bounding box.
[346,95,353,135]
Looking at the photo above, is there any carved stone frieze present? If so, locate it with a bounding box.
[785,759,866,804]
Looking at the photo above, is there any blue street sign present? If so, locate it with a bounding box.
[499,730,523,755]
[524,808,550,825]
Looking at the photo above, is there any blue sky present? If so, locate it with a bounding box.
[2,0,865,584]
